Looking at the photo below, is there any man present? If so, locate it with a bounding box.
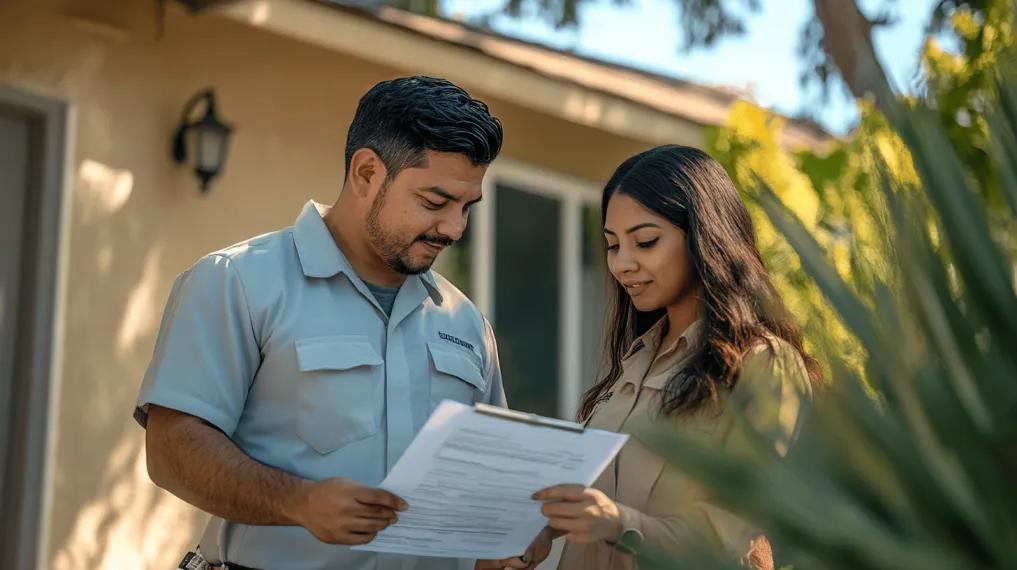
[135,76,506,570]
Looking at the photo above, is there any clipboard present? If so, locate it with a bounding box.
[473,402,585,433]
[354,400,627,559]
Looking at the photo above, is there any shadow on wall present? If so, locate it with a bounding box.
[49,155,208,569]
[51,434,206,569]
[0,3,215,565]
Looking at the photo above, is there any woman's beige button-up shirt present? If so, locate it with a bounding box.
[558,318,812,570]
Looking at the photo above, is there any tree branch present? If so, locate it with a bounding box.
[812,0,895,113]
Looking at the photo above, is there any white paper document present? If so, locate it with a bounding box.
[351,400,629,559]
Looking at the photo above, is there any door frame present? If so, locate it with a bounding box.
[0,83,73,570]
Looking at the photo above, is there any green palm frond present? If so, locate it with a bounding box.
[640,70,1017,569]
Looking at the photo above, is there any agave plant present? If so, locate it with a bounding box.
[638,70,1017,569]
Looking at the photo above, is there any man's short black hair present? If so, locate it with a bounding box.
[344,76,504,181]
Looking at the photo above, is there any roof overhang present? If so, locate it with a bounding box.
[211,0,829,149]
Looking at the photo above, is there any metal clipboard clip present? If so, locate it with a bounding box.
[473,402,586,433]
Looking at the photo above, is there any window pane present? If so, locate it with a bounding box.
[581,204,607,390]
[494,185,560,417]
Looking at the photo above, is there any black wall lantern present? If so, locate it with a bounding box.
[171,88,233,193]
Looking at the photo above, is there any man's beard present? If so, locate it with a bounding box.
[366,187,454,275]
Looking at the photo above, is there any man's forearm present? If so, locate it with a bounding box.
[146,405,308,526]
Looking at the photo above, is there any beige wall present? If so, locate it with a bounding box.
[0,1,680,567]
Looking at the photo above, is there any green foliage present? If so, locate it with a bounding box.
[704,101,912,385]
[639,66,1017,570]
[922,0,1017,209]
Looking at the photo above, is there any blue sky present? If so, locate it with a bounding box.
[440,0,940,133]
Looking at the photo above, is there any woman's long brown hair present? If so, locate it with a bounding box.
[578,145,822,421]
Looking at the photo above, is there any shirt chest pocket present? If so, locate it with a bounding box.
[294,335,383,454]
[427,341,485,409]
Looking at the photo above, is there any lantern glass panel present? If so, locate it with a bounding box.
[196,124,228,172]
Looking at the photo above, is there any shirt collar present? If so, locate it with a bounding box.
[661,318,703,358]
[622,317,703,361]
[292,200,444,305]
[418,271,444,305]
[293,201,350,279]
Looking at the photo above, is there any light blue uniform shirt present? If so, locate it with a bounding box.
[135,201,506,570]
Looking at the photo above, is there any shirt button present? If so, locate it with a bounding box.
[621,383,635,395]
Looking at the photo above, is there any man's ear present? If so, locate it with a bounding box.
[347,148,388,199]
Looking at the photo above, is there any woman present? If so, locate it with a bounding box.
[480,145,822,570]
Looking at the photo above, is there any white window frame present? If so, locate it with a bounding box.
[472,158,601,419]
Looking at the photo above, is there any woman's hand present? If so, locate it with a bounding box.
[533,484,622,544]
[474,526,555,569]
